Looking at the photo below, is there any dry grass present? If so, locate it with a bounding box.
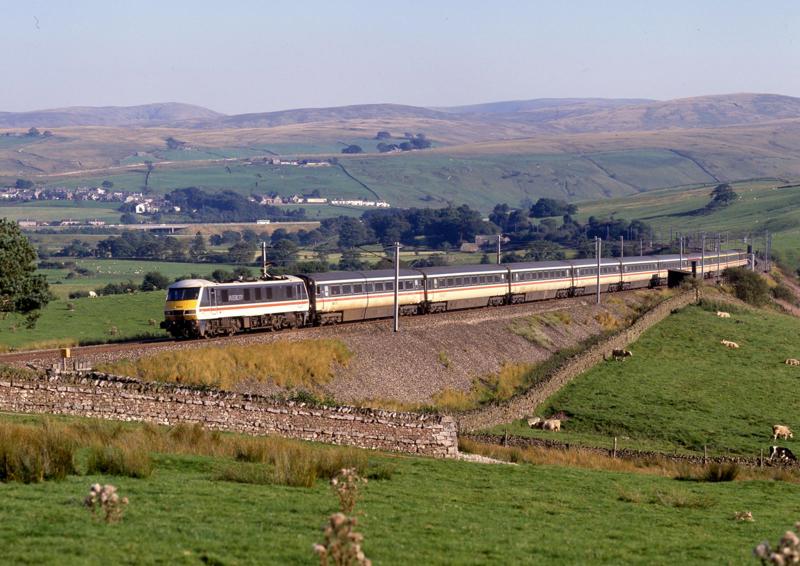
[508,317,554,348]
[99,339,352,390]
[594,311,621,331]
[458,438,800,483]
[0,421,77,483]
[432,363,535,411]
[1,417,379,488]
[6,338,78,352]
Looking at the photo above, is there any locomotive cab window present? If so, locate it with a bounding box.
[167,287,200,301]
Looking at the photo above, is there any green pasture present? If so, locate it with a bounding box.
[1,201,122,223]
[0,292,165,350]
[578,179,800,267]
[40,259,243,296]
[485,303,800,457]
[0,413,798,564]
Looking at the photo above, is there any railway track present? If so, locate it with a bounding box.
[0,289,655,366]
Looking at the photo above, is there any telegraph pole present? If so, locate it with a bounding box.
[596,236,601,305]
[393,242,402,332]
[261,241,269,279]
[496,234,502,265]
[701,233,706,278]
[716,233,721,275]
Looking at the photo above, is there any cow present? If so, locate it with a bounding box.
[88,291,98,298]
[773,424,794,440]
[720,340,740,349]
[785,359,800,366]
[716,311,731,318]
[769,446,797,463]
[611,349,633,361]
[542,419,561,432]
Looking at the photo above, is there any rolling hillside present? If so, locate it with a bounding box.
[3,93,800,215]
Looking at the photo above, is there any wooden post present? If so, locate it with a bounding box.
[613,436,617,459]
[760,448,763,468]
[704,445,708,465]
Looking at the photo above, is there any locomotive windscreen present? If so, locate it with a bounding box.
[167,287,200,301]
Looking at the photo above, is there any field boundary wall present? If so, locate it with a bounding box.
[0,372,458,458]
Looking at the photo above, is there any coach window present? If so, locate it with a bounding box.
[375,282,385,292]
[331,286,341,296]
[243,288,251,302]
[254,288,262,301]
[353,284,363,294]
[385,282,394,291]
[342,285,352,294]
[454,277,462,286]
[221,290,229,302]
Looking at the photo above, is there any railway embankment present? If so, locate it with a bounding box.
[455,289,698,432]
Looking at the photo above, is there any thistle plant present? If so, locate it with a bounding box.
[330,468,366,515]
[84,483,129,523]
[755,522,800,564]
[313,512,371,566]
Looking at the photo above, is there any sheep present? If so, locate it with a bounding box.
[611,349,633,361]
[542,419,561,432]
[527,417,543,429]
[88,291,98,298]
[773,424,794,440]
[716,311,731,318]
[785,358,800,366]
[720,340,740,349]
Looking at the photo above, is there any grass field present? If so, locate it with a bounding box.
[0,292,166,350]
[0,201,122,223]
[484,301,800,457]
[577,179,800,268]
[40,259,243,297]
[1,413,799,564]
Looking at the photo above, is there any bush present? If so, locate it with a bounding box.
[86,443,152,478]
[0,422,76,483]
[702,462,739,483]
[213,462,273,485]
[772,284,798,305]
[68,290,90,299]
[723,267,770,306]
[273,447,318,487]
[140,271,170,292]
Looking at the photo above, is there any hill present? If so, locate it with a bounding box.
[547,93,800,132]
[0,103,223,128]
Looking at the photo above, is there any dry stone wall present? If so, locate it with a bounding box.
[0,372,458,458]
[457,290,699,432]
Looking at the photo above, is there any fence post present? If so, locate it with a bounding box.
[613,436,617,459]
[760,448,763,468]
[704,445,708,465]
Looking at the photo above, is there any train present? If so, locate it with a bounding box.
[160,250,750,338]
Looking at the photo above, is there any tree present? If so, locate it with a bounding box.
[189,233,207,261]
[120,213,138,224]
[15,178,34,190]
[141,271,170,291]
[0,219,51,325]
[338,249,367,271]
[26,127,41,137]
[530,198,577,218]
[341,145,363,154]
[101,180,114,189]
[375,131,392,140]
[267,239,298,267]
[228,240,257,264]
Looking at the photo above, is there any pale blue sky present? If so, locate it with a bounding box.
[1,0,798,113]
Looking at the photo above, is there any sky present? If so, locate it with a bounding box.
[1,0,799,114]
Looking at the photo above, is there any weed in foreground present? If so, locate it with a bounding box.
[314,513,371,566]
[331,468,367,515]
[84,483,128,523]
[754,521,800,564]
[702,462,740,483]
